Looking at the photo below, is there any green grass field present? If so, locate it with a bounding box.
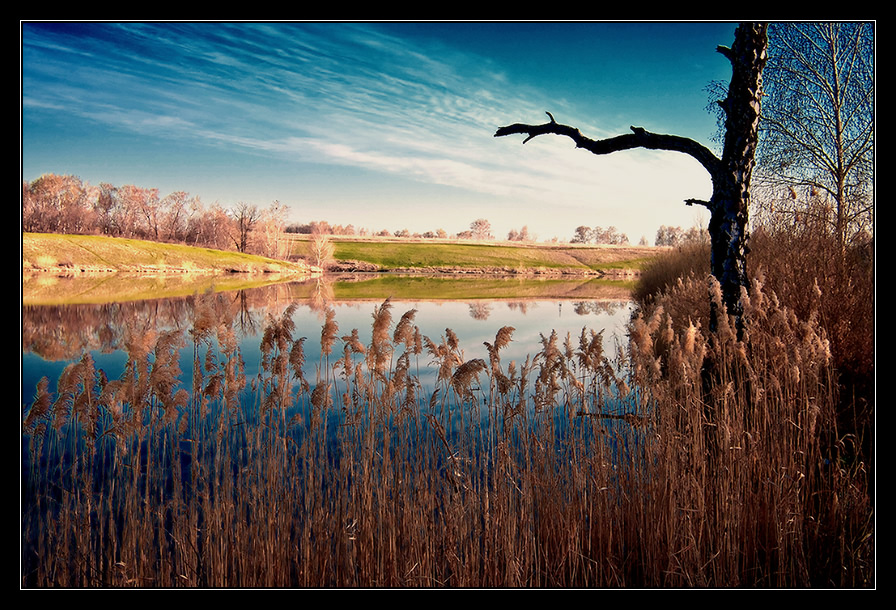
[298,237,657,273]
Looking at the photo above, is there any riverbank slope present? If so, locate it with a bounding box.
[23,232,319,276]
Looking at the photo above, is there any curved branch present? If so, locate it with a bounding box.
[494,112,722,183]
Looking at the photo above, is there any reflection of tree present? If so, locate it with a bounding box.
[21,283,314,363]
[308,277,335,313]
[571,300,626,317]
[22,300,193,362]
[234,290,262,337]
[573,302,590,316]
[468,302,492,321]
[506,301,534,315]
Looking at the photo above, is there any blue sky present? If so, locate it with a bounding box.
[21,21,738,243]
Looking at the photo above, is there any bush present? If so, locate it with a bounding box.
[632,217,874,502]
[630,241,710,314]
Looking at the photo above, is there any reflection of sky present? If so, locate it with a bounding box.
[22,299,633,403]
[242,299,633,384]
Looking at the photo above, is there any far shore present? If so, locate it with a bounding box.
[22,232,654,305]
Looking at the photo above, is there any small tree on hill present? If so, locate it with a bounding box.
[308,230,335,270]
[470,218,493,240]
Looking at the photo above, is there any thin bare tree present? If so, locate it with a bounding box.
[308,230,335,270]
[230,202,261,253]
[756,22,874,252]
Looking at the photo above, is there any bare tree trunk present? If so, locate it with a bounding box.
[495,23,768,333]
[710,22,768,330]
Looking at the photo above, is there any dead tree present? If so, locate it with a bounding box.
[495,23,768,332]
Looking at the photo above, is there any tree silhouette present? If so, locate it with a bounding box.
[496,23,768,332]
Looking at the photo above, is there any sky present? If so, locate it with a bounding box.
[21,21,739,243]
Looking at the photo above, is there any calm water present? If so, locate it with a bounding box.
[21,277,633,409]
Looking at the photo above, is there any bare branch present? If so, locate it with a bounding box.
[716,45,734,62]
[494,112,722,183]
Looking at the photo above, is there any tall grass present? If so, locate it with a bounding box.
[22,280,872,587]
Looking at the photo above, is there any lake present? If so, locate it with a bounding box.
[22,274,635,405]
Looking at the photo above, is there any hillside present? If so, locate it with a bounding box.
[22,233,319,276]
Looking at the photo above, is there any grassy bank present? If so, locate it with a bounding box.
[288,235,657,274]
[22,233,316,276]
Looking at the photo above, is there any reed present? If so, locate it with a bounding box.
[22,281,872,587]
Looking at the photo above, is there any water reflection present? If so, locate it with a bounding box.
[23,280,631,395]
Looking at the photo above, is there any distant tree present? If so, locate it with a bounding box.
[470,218,493,240]
[180,201,218,248]
[24,174,93,234]
[593,225,628,245]
[115,185,153,239]
[508,225,533,242]
[230,202,260,253]
[655,225,682,246]
[683,224,710,245]
[571,225,592,244]
[307,230,335,270]
[159,190,198,242]
[136,186,163,240]
[254,200,289,258]
[93,182,120,236]
[655,224,709,247]
[308,220,333,235]
[572,225,627,245]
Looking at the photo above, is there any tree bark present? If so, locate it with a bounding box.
[495,23,768,332]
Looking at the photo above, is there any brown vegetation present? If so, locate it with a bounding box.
[22,259,873,586]
[632,205,873,464]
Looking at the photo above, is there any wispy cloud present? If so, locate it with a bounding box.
[22,22,716,238]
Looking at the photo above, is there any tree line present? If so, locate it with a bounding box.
[20,177,545,257]
[21,174,702,257]
[286,217,538,243]
[22,174,290,259]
